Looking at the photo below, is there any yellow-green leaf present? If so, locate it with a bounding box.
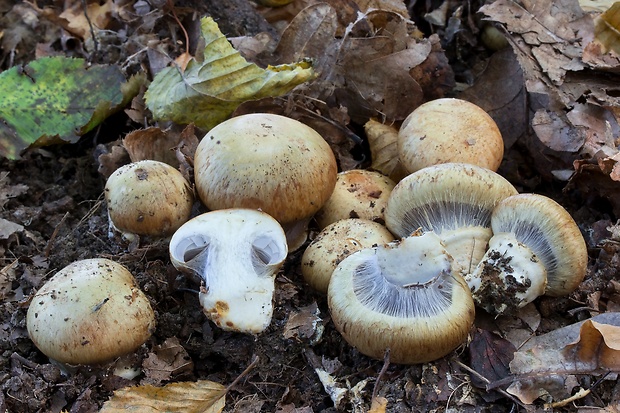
[100,380,226,413]
[144,17,315,130]
[0,57,143,160]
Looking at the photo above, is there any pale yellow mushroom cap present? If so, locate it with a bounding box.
[327,232,475,364]
[398,98,504,174]
[193,113,338,225]
[26,259,155,365]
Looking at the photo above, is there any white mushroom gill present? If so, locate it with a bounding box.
[385,163,518,276]
[351,237,454,319]
[328,231,475,364]
[169,209,288,334]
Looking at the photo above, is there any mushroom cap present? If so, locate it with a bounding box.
[301,219,395,293]
[489,193,588,297]
[193,113,338,225]
[327,232,475,364]
[26,258,155,365]
[384,163,518,273]
[105,160,193,238]
[398,98,504,173]
[314,169,396,230]
[169,208,288,334]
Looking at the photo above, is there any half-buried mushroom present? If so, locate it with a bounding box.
[169,209,288,334]
[384,163,518,275]
[465,193,588,314]
[327,231,475,364]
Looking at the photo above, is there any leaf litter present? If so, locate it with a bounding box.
[4,0,620,411]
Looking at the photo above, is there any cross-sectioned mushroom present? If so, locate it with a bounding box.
[465,193,588,314]
[385,163,518,275]
[327,231,475,364]
[168,208,288,334]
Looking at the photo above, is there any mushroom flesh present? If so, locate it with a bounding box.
[465,193,588,314]
[168,208,288,334]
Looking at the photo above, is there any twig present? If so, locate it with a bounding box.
[81,0,99,59]
[371,348,390,401]
[454,360,525,408]
[44,212,69,258]
[544,371,611,409]
[225,355,260,393]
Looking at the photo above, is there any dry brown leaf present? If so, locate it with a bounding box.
[592,2,620,54]
[368,396,388,413]
[100,380,226,413]
[123,127,182,167]
[283,302,323,343]
[364,119,407,182]
[502,313,620,404]
[142,337,194,385]
[58,0,113,41]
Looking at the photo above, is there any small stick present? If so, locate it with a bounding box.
[453,360,525,407]
[44,212,69,258]
[371,348,390,401]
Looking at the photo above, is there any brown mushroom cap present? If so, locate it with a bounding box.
[314,170,396,230]
[489,193,588,297]
[301,219,395,293]
[385,163,518,274]
[398,98,504,174]
[26,259,155,365]
[193,113,338,225]
[327,232,475,364]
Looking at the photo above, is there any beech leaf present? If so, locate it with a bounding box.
[0,57,142,160]
[145,17,315,130]
[99,380,226,413]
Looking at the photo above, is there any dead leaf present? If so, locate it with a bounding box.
[123,127,182,167]
[0,172,28,209]
[364,119,408,182]
[469,329,516,391]
[58,0,113,41]
[0,217,24,240]
[142,337,194,385]
[368,396,388,413]
[283,302,323,344]
[100,380,226,413]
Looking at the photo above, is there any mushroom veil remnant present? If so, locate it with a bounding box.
[328,231,475,364]
[193,113,337,250]
[26,258,155,365]
[465,193,588,314]
[385,163,518,275]
[169,209,288,334]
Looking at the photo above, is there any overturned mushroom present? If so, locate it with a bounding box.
[328,231,475,364]
[465,194,588,314]
[168,209,288,334]
[385,163,518,275]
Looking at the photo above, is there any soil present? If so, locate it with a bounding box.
[2,1,620,412]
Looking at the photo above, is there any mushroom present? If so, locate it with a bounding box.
[384,163,518,275]
[398,98,504,174]
[168,208,288,334]
[314,169,396,230]
[193,113,338,250]
[301,219,395,293]
[26,258,155,365]
[105,159,194,239]
[327,231,475,364]
[465,193,588,314]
